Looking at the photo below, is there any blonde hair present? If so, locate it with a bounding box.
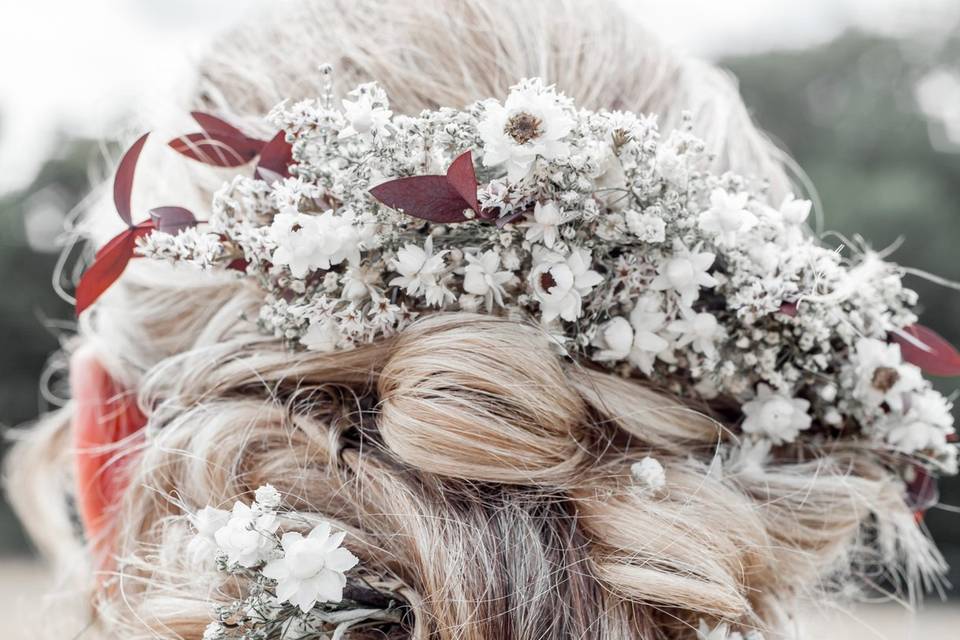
[5,1,945,638]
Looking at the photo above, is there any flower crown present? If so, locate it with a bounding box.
[79,65,958,481]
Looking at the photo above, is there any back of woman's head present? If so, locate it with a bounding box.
[6,1,949,639]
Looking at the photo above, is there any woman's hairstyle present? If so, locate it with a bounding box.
[5,1,948,638]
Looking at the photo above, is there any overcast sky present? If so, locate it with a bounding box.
[0,0,957,194]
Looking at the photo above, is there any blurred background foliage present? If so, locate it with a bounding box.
[1,28,959,589]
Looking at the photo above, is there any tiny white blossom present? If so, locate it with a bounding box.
[631,456,666,492]
[650,243,717,307]
[595,316,633,361]
[270,210,361,278]
[530,248,604,322]
[188,506,230,563]
[624,210,666,243]
[882,389,954,454]
[338,88,392,140]
[478,79,575,181]
[341,264,381,301]
[462,249,514,311]
[778,194,812,226]
[741,384,812,444]
[301,318,342,352]
[255,484,282,510]
[524,201,564,248]
[698,189,757,245]
[852,338,924,412]
[667,311,723,358]
[389,237,449,304]
[214,501,279,568]
[262,521,359,613]
[628,296,670,374]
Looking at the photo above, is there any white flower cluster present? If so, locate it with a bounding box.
[191,485,401,640]
[138,70,956,476]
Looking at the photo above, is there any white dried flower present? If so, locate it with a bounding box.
[741,384,812,444]
[389,237,449,303]
[530,247,603,322]
[262,521,359,612]
[668,311,723,358]
[624,210,666,243]
[698,189,757,245]
[214,501,279,568]
[255,484,282,509]
[631,456,666,492]
[462,249,514,311]
[478,79,575,181]
[650,244,717,307]
[524,201,564,248]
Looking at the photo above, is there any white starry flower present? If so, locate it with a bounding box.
[667,311,723,358]
[649,243,717,307]
[188,506,230,563]
[341,263,382,301]
[300,318,342,352]
[882,389,954,454]
[741,384,812,445]
[852,338,924,412]
[478,79,575,182]
[698,189,757,245]
[595,316,633,361]
[254,484,282,510]
[389,237,449,302]
[338,88,392,140]
[530,247,603,322]
[630,456,666,492]
[656,143,689,187]
[628,296,670,375]
[462,249,514,311]
[261,521,359,613]
[697,620,759,640]
[269,210,360,278]
[214,501,279,568]
[624,210,666,243]
[524,201,564,248]
[778,194,812,226]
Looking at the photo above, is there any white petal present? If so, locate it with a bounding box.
[324,547,359,572]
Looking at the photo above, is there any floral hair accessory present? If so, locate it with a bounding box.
[194,485,407,640]
[79,65,958,485]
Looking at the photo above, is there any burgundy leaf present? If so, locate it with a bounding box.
[113,133,150,226]
[494,209,527,228]
[76,222,154,315]
[191,112,260,145]
[371,175,473,223]
[254,131,293,182]
[149,207,197,235]
[168,133,252,167]
[891,324,960,377]
[369,151,481,224]
[779,301,799,317]
[445,151,480,213]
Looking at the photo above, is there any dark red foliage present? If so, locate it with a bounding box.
[892,324,960,377]
[76,135,198,315]
[254,131,294,182]
[369,151,481,223]
[168,112,266,167]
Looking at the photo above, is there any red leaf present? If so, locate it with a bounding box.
[779,301,799,317]
[149,207,197,235]
[191,112,263,148]
[369,151,480,224]
[254,131,293,182]
[168,133,252,167]
[113,133,150,226]
[169,112,267,166]
[76,223,154,315]
[445,151,480,213]
[891,324,960,377]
